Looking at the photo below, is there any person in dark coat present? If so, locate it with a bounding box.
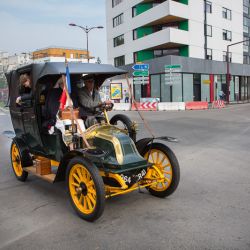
[16,73,32,105]
[43,77,63,128]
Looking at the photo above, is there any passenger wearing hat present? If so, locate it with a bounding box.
[77,76,103,127]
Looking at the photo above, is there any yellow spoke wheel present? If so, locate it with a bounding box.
[10,141,28,181]
[67,157,105,222]
[143,143,180,198]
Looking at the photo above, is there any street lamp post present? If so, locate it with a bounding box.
[69,23,104,63]
[226,38,250,103]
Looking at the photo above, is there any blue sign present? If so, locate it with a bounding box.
[132,64,149,71]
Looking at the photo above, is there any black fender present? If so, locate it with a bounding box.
[54,148,105,182]
[12,137,33,168]
[136,136,178,155]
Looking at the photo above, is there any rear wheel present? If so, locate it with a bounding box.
[110,114,136,142]
[10,141,28,182]
[66,157,105,221]
[143,143,180,198]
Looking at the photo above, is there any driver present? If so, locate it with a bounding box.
[78,77,110,127]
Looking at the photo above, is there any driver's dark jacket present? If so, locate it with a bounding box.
[78,87,101,115]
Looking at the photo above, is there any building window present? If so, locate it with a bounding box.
[132,6,137,17]
[205,48,212,60]
[113,34,124,47]
[153,48,179,58]
[114,55,125,67]
[243,55,249,64]
[222,8,232,20]
[206,25,212,37]
[244,25,249,33]
[112,0,122,8]
[133,29,138,40]
[222,30,232,41]
[113,13,123,27]
[244,5,249,14]
[205,1,212,13]
[243,38,249,52]
[223,51,232,62]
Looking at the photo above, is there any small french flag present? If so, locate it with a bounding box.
[59,61,72,110]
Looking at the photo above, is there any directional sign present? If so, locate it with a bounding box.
[133,71,149,77]
[132,64,149,71]
[165,64,181,70]
[165,64,182,85]
[133,80,150,85]
[133,77,149,81]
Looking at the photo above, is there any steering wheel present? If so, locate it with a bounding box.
[98,102,114,112]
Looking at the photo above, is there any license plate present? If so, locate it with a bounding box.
[120,169,147,185]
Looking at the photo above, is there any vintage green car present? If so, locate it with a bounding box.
[6,62,180,221]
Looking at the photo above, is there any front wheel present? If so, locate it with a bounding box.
[143,143,180,198]
[66,156,105,222]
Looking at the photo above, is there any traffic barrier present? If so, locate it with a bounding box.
[131,102,158,111]
[185,101,208,110]
[158,102,185,111]
[113,103,131,111]
[212,100,225,109]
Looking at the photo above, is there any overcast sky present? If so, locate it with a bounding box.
[0,0,107,62]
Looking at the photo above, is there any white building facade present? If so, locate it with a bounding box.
[106,0,244,66]
[106,0,250,103]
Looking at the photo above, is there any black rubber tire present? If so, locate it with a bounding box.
[110,114,136,142]
[142,143,180,198]
[10,141,28,182]
[66,156,105,222]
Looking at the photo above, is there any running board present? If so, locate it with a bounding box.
[23,166,56,183]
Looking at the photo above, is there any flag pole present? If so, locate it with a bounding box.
[61,74,90,149]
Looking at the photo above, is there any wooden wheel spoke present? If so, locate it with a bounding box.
[73,173,81,184]
[83,196,87,211]
[85,196,93,210]
[164,177,171,183]
[156,151,160,164]
[87,180,94,188]
[71,182,80,187]
[87,193,96,205]
[163,170,172,175]
[151,152,156,163]
[76,168,84,182]
[159,155,167,165]
[79,195,83,204]
[162,163,170,168]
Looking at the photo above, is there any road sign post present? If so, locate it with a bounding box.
[132,63,150,85]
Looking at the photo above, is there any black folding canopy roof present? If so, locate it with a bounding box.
[7,62,127,87]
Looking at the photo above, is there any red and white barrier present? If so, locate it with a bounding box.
[212,100,225,109]
[131,102,158,111]
[185,101,208,110]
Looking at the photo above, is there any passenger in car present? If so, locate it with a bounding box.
[16,73,32,105]
[43,77,63,129]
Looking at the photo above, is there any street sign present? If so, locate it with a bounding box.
[132,63,150,84]
[133,71,149,77]
[202,80,210,84]
[132,64,149,71]
[133,80,150,85]
[165,64,182,70]
[164,64,182,85]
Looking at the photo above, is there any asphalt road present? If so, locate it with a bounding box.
[0,105,250,250]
